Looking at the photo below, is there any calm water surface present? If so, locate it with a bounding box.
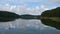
[0,19,60,34]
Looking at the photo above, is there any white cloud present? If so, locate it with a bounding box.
[41,5,49,10]
[0,4,49,15]
[0,4,17,13]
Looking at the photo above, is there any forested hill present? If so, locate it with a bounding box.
[40,7,60,30]
[41,7,60,17]
[0,11,20,22]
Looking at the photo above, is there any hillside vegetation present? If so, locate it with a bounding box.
[41,7,60,17]
[0,11,20,22]
[41,7,60,30]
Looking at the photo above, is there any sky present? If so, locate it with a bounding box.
[0,0,60,15]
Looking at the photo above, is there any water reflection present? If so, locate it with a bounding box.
[40,18,60,30]
[0,19,44,29]
[0,19,60,34]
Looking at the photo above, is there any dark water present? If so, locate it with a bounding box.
[0,19,60,34]
[41,19,60,29]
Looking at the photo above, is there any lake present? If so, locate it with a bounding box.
[0,19,60,34]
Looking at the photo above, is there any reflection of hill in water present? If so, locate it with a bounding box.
[41,19,60,30]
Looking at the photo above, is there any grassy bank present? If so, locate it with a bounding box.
[40,17,60,22]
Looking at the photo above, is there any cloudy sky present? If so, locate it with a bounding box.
[0,0,60,15]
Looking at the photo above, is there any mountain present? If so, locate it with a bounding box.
[0,11,20,22]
